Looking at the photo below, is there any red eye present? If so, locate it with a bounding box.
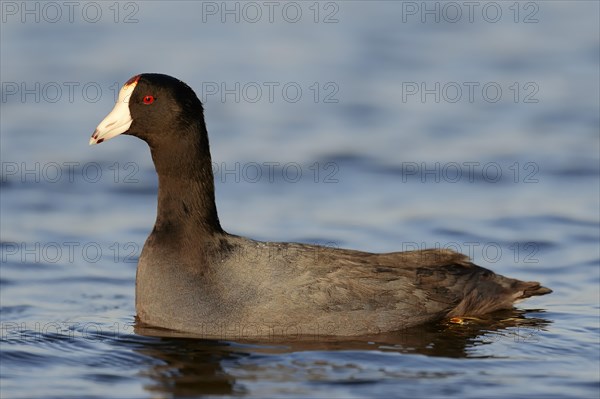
[143,95,155,105]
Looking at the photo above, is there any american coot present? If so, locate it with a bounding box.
[90,73,551,338]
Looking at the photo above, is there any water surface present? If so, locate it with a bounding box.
[1,2,599,398]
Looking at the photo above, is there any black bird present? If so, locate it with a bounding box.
[90,73,551,338]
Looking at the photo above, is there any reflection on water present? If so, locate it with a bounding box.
[2,310,552,397]
[136,340,240,396]
[131,309,551,397]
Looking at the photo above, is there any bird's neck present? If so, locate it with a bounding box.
[148,123,223,237]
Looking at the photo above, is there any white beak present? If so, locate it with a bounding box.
[89,80,138,145]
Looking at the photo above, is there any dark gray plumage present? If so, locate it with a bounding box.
[91,73,551,338]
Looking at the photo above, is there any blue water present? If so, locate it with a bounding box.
[1,1,599,398]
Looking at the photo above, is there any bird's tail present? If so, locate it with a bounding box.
[516,281,553,300]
